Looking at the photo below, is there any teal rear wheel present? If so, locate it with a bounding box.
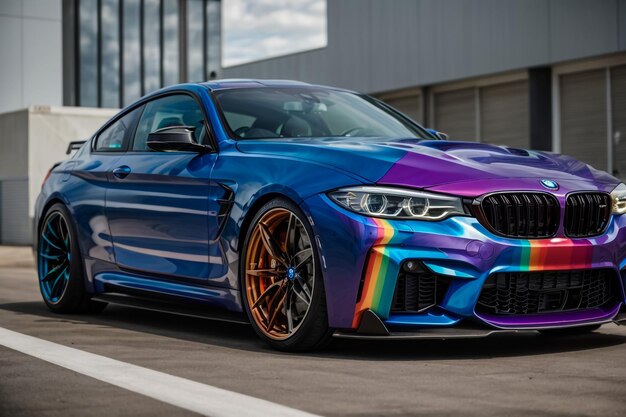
[37,204,106,314]
[38,211,72,303]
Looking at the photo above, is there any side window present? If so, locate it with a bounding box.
[132,94,207,151]
[94,107,142,152]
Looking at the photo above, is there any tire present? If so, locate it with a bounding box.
[539,324,601,336]
[37,203,107,314]
[240,198,333,351]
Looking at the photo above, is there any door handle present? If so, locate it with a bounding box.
[112,165,131,179]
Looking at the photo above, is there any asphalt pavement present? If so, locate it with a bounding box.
[1,247,625,417]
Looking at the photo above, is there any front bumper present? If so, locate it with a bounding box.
[304,194,626,331]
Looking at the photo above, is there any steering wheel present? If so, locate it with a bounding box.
[340,127,366,137]
[233,126,250,137]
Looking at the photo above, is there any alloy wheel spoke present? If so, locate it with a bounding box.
[49,266,69,297]
[42,233,63,251]
[46,221,60,240]
[258,222,289,267]
[266,290,288,332]
[59,219,70,248]
[284,288,295,333]
[42,260,68,283]
[294,276,312,305]
[251,280,284,310]
[40,251,64,260]
[247,268,282,278]
[293,248,313,271]
[285,213,298,258]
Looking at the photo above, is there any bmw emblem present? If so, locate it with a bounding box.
[540,179,559,190]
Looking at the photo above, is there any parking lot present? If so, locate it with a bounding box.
[1,246,625,417]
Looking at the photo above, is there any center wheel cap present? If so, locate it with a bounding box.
[287,267,296,281]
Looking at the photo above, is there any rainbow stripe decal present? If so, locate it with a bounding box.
[509,238,594,271]
[352,218,397,328]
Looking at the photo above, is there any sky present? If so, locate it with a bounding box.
[222,0,327,67]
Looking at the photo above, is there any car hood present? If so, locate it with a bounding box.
[236,137,620,196]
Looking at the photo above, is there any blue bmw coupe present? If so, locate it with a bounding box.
[36,80,626,351]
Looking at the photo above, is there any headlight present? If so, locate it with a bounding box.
[611,183,626,215]
[328,186,467,220]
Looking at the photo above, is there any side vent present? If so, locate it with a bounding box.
[215,185,235,239]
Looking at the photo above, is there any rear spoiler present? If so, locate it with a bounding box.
[66,140,87,155]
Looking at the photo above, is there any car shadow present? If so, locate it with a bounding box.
[2,300,625,361]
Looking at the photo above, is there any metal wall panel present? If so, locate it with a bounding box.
[0,179,30,245]
[621,0,626,50]
[434,88,476,140]
[550,0,619,62]
[220,0,626,96]
[481,80,529,148]
[384,95,422,124]
[416,0,550,86]
[0,16,22,113]
[560,69,608,171]
[368,0,420,93]
[612,65,626,179]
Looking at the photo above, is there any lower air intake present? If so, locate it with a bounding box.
[476,269,617,316]
[391,264,450,313]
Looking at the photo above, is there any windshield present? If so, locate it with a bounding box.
[213,87,431,140]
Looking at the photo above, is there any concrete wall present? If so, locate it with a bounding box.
[0,106,116,244]
[0,0,63,113]
[0,109,29,244]
[27,106,117,219]
[223,0,626,94]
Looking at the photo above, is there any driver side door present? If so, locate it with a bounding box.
[105,93,217,283]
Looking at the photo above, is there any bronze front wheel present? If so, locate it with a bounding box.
[241,198,332,351]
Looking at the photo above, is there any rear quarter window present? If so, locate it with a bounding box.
[94,106,143,152]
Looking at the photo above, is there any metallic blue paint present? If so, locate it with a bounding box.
[34,80,626,334]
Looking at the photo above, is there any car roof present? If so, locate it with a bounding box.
[122,79,357,115]
[201,79,354,93]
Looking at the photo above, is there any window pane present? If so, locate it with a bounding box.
[79,0,98,106]
[95,107,143,151]
[123,0,141,106]
[163,0,179,86]
[101,0,120,108]
[206,0,221,78]
[214,88,426,139]
[143,0,161,93]
[133,95,205,151]
[187,0,204,81]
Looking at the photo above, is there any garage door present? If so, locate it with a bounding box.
[434,88,476,141]
[559,69,608,171]
[481,80,529,149]
[384,95,422,124]
[612,65,626,180]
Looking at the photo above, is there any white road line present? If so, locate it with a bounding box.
[0,327,321,417]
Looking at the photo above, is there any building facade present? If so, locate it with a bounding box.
[63,0,221,109]
[224,0,626,180]
[0,0,221,114]
[1,0,626,244]
[0,0,222,244]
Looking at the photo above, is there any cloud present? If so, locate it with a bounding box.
[222,0,327,67]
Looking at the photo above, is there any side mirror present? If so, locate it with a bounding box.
[147,126,210,153]
[426,128,449,141]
